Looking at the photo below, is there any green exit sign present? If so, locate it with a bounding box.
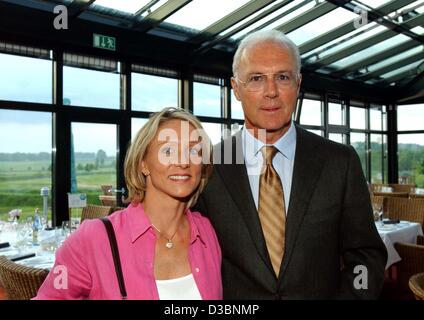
[93,34,116,51]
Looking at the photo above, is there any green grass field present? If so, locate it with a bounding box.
[0,160,115,221]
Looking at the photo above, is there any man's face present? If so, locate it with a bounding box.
[231,41,302,138]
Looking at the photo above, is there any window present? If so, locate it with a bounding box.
[231,90,244,120]
[0,53,52,104]
[307,129,323,137]
[193,82,221,118]
[328,102,345,126]
[328,133,346,144]
[350,106,366,130]
[132,73,178,112]
[397,104,424,131]
[131,118,149,140]
[370,106,384,131]
[63,67,120,109]
[0,109,52,221]
[370,133,387,183]
[351,132,367,177]
[398,134,424,187]
[201,122,222,145]
[63,54,120,109]
[300,99,322,126]
[71,123,117,206]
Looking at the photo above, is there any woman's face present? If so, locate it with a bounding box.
[141,119,204,203]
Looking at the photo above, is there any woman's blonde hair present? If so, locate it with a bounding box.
[124,107,213,208]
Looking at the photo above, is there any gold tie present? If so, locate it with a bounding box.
[258,146,286,277]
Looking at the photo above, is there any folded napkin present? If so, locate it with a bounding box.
[10,252,36,262]
[383,219,400,224]
[0,242,10,249]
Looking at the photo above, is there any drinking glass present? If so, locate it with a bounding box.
[61,220,71,237]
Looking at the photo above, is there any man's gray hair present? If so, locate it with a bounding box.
[232,29,301,77]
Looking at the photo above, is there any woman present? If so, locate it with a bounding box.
[35,107,221,299]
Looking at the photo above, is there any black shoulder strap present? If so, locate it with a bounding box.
[100,217,127,300]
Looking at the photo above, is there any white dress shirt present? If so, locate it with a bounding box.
[242,122,297,213]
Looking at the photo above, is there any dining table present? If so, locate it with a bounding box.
[376,220,423,269]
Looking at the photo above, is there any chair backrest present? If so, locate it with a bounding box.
[369,183,390,192]
[393,242,424,295]
[0,256,49,300]
[385,197,424,228]
[373,191,409,198]
[410,193,424,200]
[389,184,416,193]
[81,204,111,222]
[98,195,117,206]
[409,272,424,300]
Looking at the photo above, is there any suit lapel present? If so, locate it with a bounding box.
[279,125,326,279]
[215,132,272,272]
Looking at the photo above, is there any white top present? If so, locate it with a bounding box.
[156,273,202,300]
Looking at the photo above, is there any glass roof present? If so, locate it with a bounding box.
[380,60,423,79]
[219,0,287,38]
[164,0,251,31]
[411,26,424,35]
[230,0,316,40]
[352,0,394,9]
[93,0,151,14]
[366,45,424,73]
[303,23,387,63]
[328,34,411,69]
[3,0,424,89]
[286,7,358,46]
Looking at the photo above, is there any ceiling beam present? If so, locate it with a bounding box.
[189,0,277,44]
[130,0,192,33]
[306,13,424,71]
[356,52,424,81]
[299,0,418,55]
[276,1,337,34]
[376,65,421,84]
[67,0,96,19]
[396,70,424,103]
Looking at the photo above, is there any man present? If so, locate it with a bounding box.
[196,29,387,299]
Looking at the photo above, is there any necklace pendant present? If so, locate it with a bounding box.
[166,241,173,249]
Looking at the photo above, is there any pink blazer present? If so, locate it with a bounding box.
[34,203,222,300]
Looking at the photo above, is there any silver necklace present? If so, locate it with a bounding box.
[151,223,179,249]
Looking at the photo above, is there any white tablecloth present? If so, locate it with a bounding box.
[0,223,59,270]
[376,221,423,269]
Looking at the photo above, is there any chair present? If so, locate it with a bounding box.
[389,183,416,193]
[0,256,49,300]
[369,183,389,192]
[409,272,424,300]
[410,193,424,200]
[80,204,111,222]
[98,194,117,206]
[393,242,424,297]
[384,197,424,231]
[373,191,409,198]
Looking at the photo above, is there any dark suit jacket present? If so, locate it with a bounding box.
[196,124,387,299]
